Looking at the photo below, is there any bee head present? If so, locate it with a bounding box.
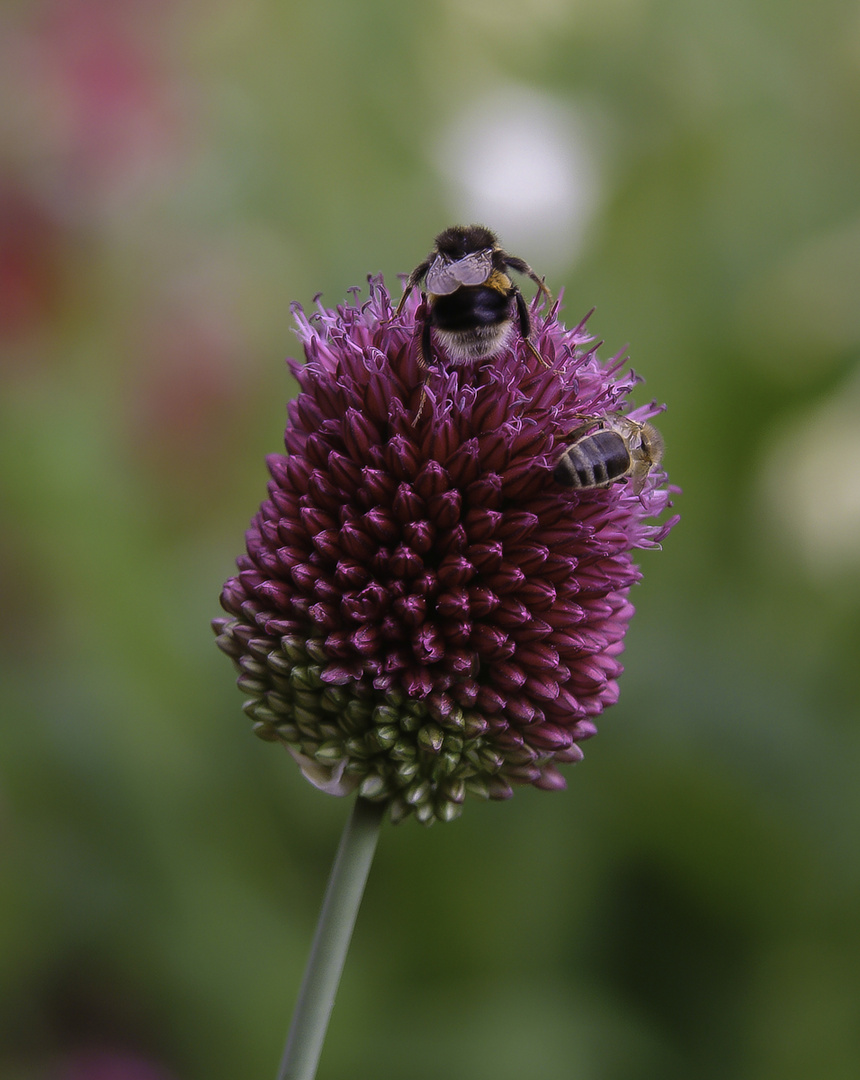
[433,224,498,260]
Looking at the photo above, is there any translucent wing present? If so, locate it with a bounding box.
[425,249,494,294]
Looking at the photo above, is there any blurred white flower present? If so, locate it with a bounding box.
[757,372,860,581]
[434,85,602,273]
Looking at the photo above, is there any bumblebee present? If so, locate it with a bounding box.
[554,416,664,494]
[397,224,550,368]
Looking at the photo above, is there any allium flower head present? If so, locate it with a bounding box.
[214,275,676,824]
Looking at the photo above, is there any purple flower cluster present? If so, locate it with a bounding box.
[214,277,676,823]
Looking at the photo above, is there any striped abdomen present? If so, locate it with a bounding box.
[554,429,632,489]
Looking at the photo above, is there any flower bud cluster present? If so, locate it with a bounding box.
[214,278,676,823]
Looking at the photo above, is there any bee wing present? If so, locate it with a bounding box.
[425,250,493,294]
[564,417,604,443]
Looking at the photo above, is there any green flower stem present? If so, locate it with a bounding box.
[277,796,386,1080]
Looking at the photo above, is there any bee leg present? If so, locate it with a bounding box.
[411,353,430,425]
[505,256,552,303]
[513,286,531,338]
[419,307,434,368]
[527,338,550,367]
[395,284,413,316]
[514,288,550,368]
[413,380,429,424]
[409,308,432,426]
[396,259,430,315]
[629,460,650,496]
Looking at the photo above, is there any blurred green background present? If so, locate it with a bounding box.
[2,1,859,1077]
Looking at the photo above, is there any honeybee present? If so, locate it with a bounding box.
[397,224,551,368]
[554,416,664,494]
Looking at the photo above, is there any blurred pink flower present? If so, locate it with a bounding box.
[122,292,256,505]
[6,0,186,214]
[0,180,63,339]
[56,1047,176,1080]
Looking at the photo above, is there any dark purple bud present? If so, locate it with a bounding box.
[518,643,560,671]
[256,580,291,608]
[389,545,424,578]
[524,674,562,702]
[494,598,531,628]
[488,563,526,592]
[307,470,344,510]
[505,698,538,725]
[445,439,482,486]
[335,560,370,588]
[437,589,470,618]
[507,544,546,578]
[465,472,503,508]
[294,392,325,430]
[327,451,362,490]
[437,555,475,587]
[413,459,450,499]
[472,388,512,431]
[351,625,381,655]
[290,562,319,590]
[501,460,542,501]
[469,542,504,572]
[305,432,335,469]
[497,512,540,542]
[464,509,503,543]
[308,602,338,630]
[438,523,468,555]
[470,623,513,659]
[342,407,381,459]
[361,467,397,504]
[518,579,557,608]
[533,765,568,791]
[365,370,395,421]
[546,601,587,627]
[402,520,434,554]
[300,506,336,536]
[474,428,511,471]
[443,621,472,647]
[447,649,477,675]
[491,663,527,692]
[413,624,444,663]
[339,520,376,562]
[467,585,499,617]
[404,668,434,698]
[363,507,400,545]
[393,594,427,627]
[475,685,506,714]
[392,482,424,522]
[383,434,421,480]
[310,529,341,561]
[342,583,388,622]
